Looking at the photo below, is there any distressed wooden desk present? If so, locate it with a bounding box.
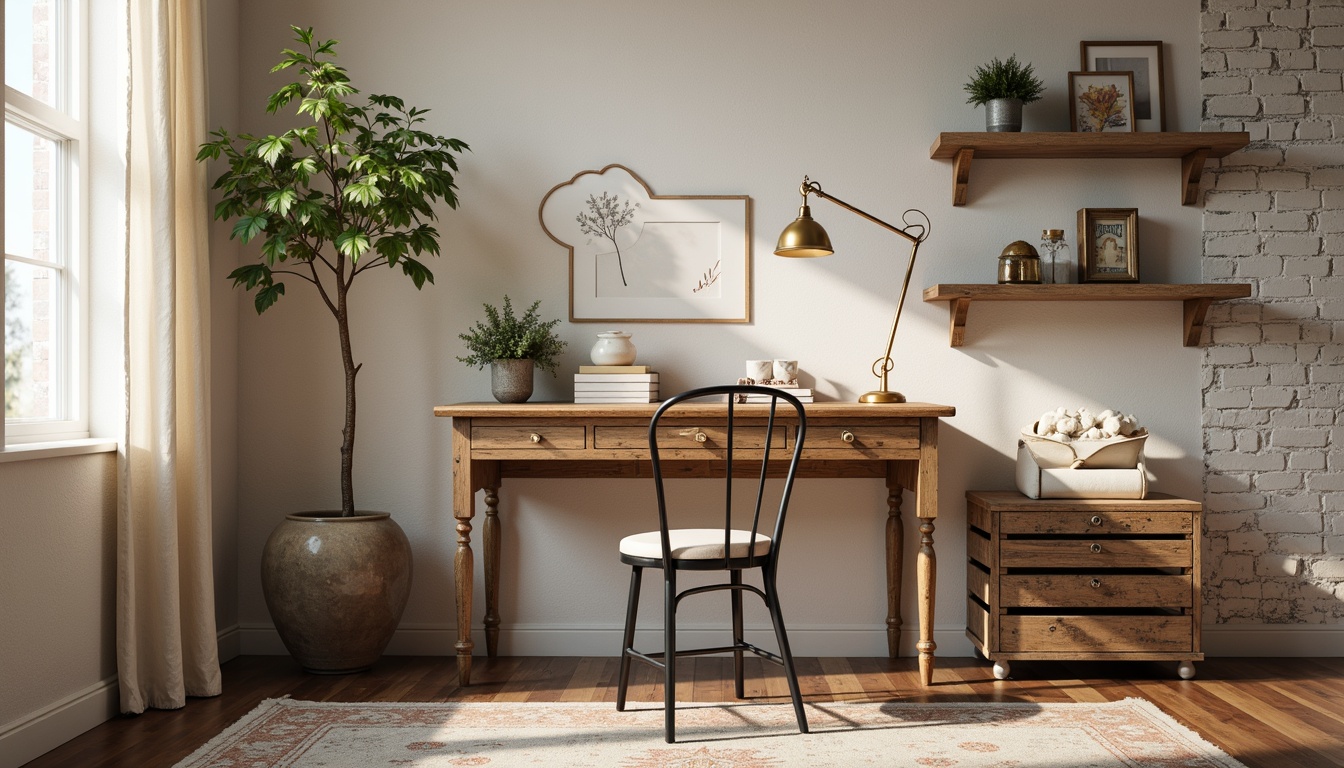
[434,401,955,686]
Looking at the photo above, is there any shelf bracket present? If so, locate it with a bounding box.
[948,297,972,347]
[1182,297,1215,347]
[1180,148,1211,206]
[952,148,974,206]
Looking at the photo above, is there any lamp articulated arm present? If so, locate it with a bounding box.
[779,177,931,404]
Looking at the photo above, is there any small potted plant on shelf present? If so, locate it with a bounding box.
[458,295,566,403]
[197,26,469,674]
[963,54,1045,132]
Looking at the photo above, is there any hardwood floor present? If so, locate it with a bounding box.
[20,655,1344,767]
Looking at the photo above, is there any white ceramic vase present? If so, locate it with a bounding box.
[590,331,636,365]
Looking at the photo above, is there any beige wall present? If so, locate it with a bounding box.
[229,0,1215,656]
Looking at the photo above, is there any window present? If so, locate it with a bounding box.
[5,0,87,444]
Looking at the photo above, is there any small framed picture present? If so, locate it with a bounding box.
[1081,40,1166,132]
[1069,71,1136,132]
[1078,208,1139,283]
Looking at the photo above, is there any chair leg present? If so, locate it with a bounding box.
[663,568,677,743]
[616,566,642,711]
[763,568,809,734]
[730,570,745,699]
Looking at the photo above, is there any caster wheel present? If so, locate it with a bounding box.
[1177,661,1196,680]
[992,660,1011,680]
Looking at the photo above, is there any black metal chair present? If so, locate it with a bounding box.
[615,384,809,743]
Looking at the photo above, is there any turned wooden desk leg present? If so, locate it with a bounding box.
[454,512,474,685]
[483,485,501,658]
[917,519,937,686]
[884,477,905,659]
[452,421,476,686]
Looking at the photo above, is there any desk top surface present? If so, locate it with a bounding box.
[435,401,956,419]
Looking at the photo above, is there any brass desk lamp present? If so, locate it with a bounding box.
[774,177,931,404]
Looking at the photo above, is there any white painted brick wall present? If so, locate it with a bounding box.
[1203,0,1344,626]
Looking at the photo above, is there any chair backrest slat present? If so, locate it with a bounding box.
[648,385,807,570]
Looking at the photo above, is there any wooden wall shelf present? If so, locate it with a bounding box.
[929,132,1251,206]
[922,283,1252,347]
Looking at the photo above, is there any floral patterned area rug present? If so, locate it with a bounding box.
[175,697,1247,767]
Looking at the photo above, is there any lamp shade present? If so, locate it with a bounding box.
[773,204,834,258]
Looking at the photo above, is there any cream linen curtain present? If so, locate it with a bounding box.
[117,0,221,714]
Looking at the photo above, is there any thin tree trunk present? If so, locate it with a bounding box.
[337,287,357,517]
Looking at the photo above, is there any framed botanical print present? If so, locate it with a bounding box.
[1081,40,1166,132]
[1078,208,1139,283]
[539,164,751,323]
[1069,71,1136,132]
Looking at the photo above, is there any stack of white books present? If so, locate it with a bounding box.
[734,385,814,404]
[574,365,660,403]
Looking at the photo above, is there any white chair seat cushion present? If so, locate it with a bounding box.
[619,528,772,561]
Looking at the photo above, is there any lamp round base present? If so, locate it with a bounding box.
[858,390,907,404]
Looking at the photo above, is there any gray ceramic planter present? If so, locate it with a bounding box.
[985,98,1023,132]
[490,358,535,403]
[261,512,412,674]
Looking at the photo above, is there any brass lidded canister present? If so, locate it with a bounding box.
[997,240,1042,284]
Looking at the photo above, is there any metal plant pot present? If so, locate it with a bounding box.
[261,512,413,674]
[490,358,535,403]
[985,98,1023,132]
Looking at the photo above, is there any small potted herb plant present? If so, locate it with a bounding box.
[963,54,1046,132]
[458,296,566,402]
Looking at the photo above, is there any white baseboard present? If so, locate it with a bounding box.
[0,677,118,768]
[217,623,242,664]
[1201,624,1344,656]
[239,622,1344,660]
[239,623,977,659]
[0,625,248,768]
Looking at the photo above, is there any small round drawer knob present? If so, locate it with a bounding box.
[1090,543,1103,554]
[529,433,543,443]
[1090,515,1103,526]
[1090,578,1102,588]
[1048,625,1057,633]
[841,430,856,444]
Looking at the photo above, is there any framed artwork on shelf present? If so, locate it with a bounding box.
[539,164,751,323]
[1069,71,1136,133]
[1078,208,1139,283]
[1081,40,1166,132]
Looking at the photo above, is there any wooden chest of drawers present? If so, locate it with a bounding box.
[966,490,1203,680]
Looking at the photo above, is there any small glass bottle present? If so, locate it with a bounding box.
[1039,229,1072,284]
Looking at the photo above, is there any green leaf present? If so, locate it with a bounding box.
[400,256,433,289]
[227,263,271,290]
[335,229,370,260]
[261,235,288,263]
[254,283,286,314]
[231,214,268,243]
[264,188,298,216]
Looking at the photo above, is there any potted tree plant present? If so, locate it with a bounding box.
[197,26,469,673]
[457,296,566,403]
[963,54,1046,132]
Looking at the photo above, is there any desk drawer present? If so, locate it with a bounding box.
[1001,573,1192,608]
[1001,615,1193,653]
[472,426,586,450]
[803,425,919,454]
[594,425,785,453]
[999,539,1191,569]
[1000,511,1193,535]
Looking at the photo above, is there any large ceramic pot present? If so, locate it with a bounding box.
[261,512,412,674]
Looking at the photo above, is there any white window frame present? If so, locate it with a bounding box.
[4,0,89,446]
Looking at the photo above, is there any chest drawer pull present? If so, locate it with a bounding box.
[1090,515,1103,526]
[1048,625,1057,632]
[1090,578,1102,588]
[679,427,708,443]
[1090,543,1103,554]
[529,433,543,443]
[841,429,856,443]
